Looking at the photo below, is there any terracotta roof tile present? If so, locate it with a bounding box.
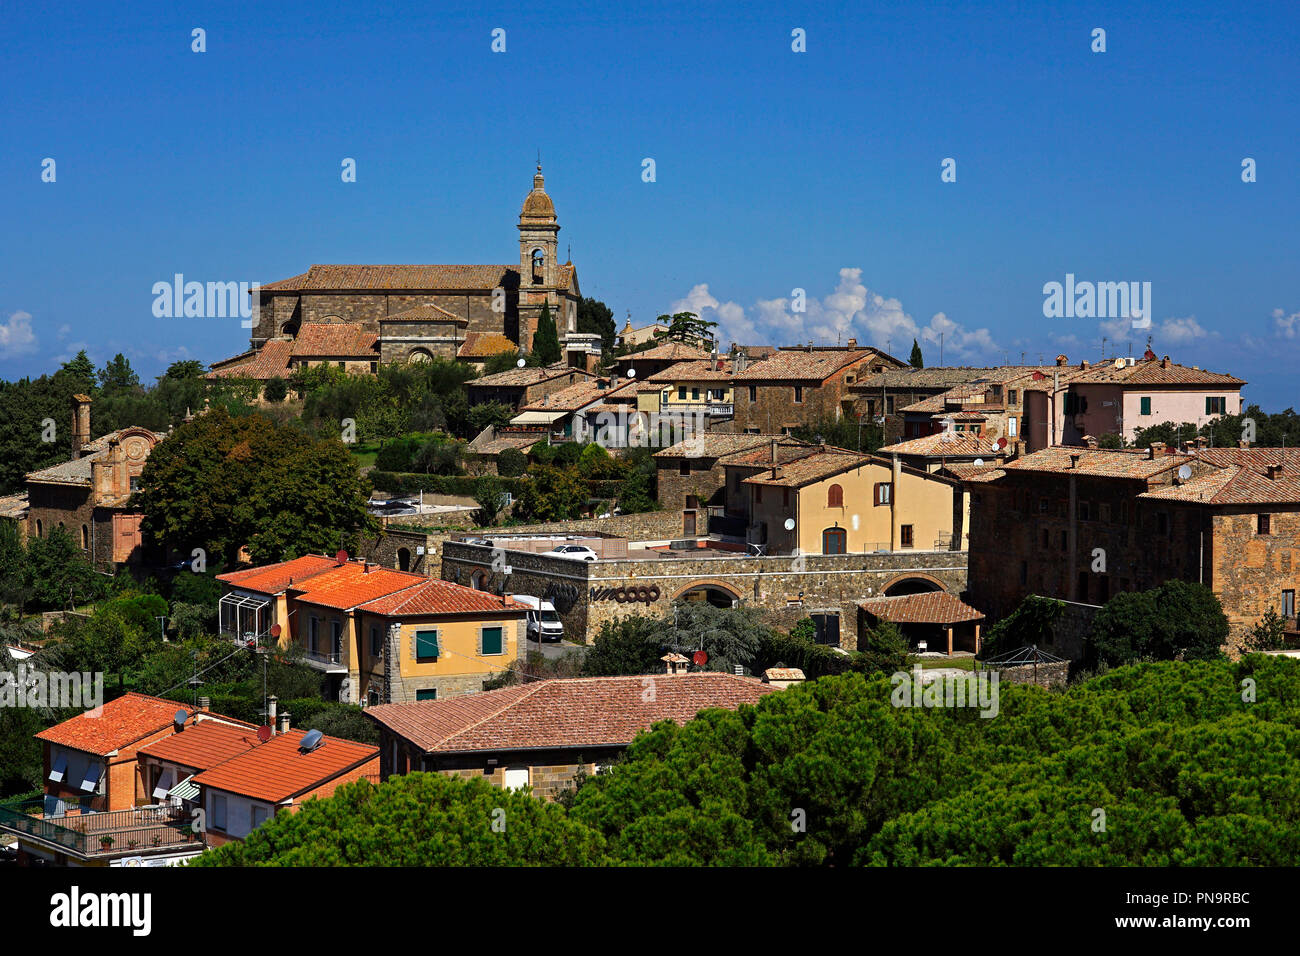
[655,433,794,460]
[1001,446,1190,480]
[207,339,293,380]
[860,592,985,624]
[36,692,190,756]
[1071,358,1244,387]
[1139,464,1300,505]
[646,359,732,382]
[618,343,711,363]
[216,555,343,595]
[192,728,377,803]
[742,449,871,488]
[290,323,380,359]
[457,332,517,358]
[365,673,775,754]
[520,379,609,412]
[137,717,262,771]
[380,303,468,323]
[357,578,528,616]
[469,363,592,389]
[289,563,427,611]
[260,264,520,292]
[877,432,999,457]
[734,349,876,382]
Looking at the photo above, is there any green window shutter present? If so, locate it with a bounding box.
[416,630,439,659]
[1140,396,1151,415]
[481,626,503,655]
[416,689,437,702]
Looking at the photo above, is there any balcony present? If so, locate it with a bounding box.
[0,798,203,861]
[303,642,348,674]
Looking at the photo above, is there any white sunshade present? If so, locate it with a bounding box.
[510,410,566,426]
[79,762,102,793]
[151,769,175,800]
[48,753,67,784]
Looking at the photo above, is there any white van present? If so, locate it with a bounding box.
[513,595,564,642]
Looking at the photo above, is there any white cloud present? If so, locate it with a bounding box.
[56,324,71,341]
[1273,308,1300,339]
[1157,315,1209,344]
[0,311,38,358]
[669,269,999,363]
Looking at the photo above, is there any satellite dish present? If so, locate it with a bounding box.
[996,437,1007,449]
[300,729,325,752]
[1113,358,1125,369]
[270,624,281,638]
[335,549,348,565]
[692,650,709,666]
[1177,464,1192,480]
[973,458,985,467]
[173,709,188,729]
[783,518,796,531]
[516,358,525,368]
[627,368,636,378]
[257,725,272,743]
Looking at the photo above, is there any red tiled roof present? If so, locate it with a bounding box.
[192,729,378,803]
[520,379,608,412]
[260,264,520,292]
[365,673,776,754]
[940,463,1005,482]
[290,323,379,359]
[743,449,871,488]
[216,554,342,595]
[380,303,468,323]
[207,339,293,380]
[646,359,732,382]
[470,362,592,389]
[1139,464,1300,505]
[1195,448,1300,474]
[654,434,794,460]
[877,432,999,457]
[137,717,262,771]
[860,592,985,624]
[618,343,711,363]
[1070,358,1244,387]
[357,578,529,616]
[36,693,189,756]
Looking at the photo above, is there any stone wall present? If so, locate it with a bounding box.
[494,509,696,542]
[443,540,968,647]
[991,659,1070,688]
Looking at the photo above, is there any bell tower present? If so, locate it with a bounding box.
[519,164,559,291]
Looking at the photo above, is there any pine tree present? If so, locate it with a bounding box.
[530,304,562,366]
[909,339,923,369]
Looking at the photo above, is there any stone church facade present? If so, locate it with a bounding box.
[228,166,594,371]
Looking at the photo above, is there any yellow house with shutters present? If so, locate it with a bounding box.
[643,359,735,423]
[739,447,966,555]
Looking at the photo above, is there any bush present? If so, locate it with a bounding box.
[262,377,288,403]
[496,446,527,477]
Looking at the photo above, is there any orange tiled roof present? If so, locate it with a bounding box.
[358,578,529,616]
[192,728,378,803]
[470,362,592,389]
[364,673,775,754]
[1195,448,1300,473]
[743,449,871,488]
[646,359,732,382]
[520,379,609,412]
[457,332,517,359]
[380,302,468,323]
[1139,464,1300,505]
[1001,446,1190,480]
[618,342,711,363]
[877,432,999,457]
[1070,357,1244,387]
[260,264,520,292]
[290,323,380,359]
[860,592,985,624]
[719,440,816,468]
[940,463,1006,482]
[289,563,427,611]
[207,339,293,380]
[216,554,343,595]
[734,349,875,382]
[137,717,262,771]
[655,434,794,460]
[35,692,189,756]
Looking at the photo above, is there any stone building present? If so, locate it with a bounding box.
[22,395,160,570]
[967,444,1300,652]
[653,433,804,514]
[731,345,904,435]
[365,673,777,800]
[214,165,588,373]
[466,362,597,411]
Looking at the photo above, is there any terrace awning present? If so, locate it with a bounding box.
[511,410,567,426]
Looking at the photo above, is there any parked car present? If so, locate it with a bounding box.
[463,537,494,547]
[542,544,598,561]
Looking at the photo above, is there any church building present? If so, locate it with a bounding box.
[211,166,599,380]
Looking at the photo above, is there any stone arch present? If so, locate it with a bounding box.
[672,579,742,608]
[408,347,434,363]
[396,548,411,572]
[881,572,947,597]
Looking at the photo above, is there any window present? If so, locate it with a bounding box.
[1283,590,1296,619]
[1041,528,1049,548]
[212,793,227,831]
[874,482,892,506]
[1097,576,1110,603]
[337,361,345,369]
[1206,396,1226,415]
[1077,501,1090,521]
[1099,503,1111,523]
[309,617,319,654]
[782,488,790,507]
[1140,396,1152,416]
[793,386,804,403]
[1077,571,1089,602]
[900,525,914,548]
[886,396,895,414]
[370,626,382,658]
[866,399,876,417]
[1020,561,1028,585]
[330,620,342,661]
[481,626,504,656]
[678,387,687,401]
[811,613,840,646]
[1008,417,1018,437]
[129,476,141,493]
[370,362,377,374]
[251,806,269,830]
[34,519,42,537]
[822,528,847,554]
[81,525,89,550]
[415,629,439,660]
[416,688,438,702]
[691,387,701,401]
[1258,513,1271,535]
[503,767,530,791]
[828,484,843,507]
[679,460,690,476]
[747,386,757,402]
[1039,497,1049,514]
[1008,389,1018,406]
[49,753,67,784]
[1156,512,1169,535]
[755,485,763,503]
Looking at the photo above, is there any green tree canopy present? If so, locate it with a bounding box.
[909,339,923,368]
[529,304,562,366]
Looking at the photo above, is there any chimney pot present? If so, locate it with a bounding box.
[267,695,278,734]
[198,696,210,711]
[277,712,291,734]
[1069,453,1082,468]
[1055,354,1068,366]
[1149,441,1165,459]
[1161,356,1170,368]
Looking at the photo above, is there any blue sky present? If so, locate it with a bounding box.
[2,1,1298,408]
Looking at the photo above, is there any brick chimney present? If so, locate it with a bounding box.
[1069,453,1082,468]
[846,337,857,349]
[770,439,779,464]
[1268,463,1284,480]
[1149,441,1166,459]
[1161,355,1170,368]
[1055,354,1068,366]
[71,394,92,459]
[267,695,277,735]
[1083,435,1098,449]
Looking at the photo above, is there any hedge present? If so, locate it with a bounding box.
[368,472,525,497]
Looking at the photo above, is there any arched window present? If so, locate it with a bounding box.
[531,248,545,281]
[827,484,843,508]
[408,348,433,363]
[81,525,90,550]
[822,527,847,555]
[34,519,42,538]
[471,569,487,591]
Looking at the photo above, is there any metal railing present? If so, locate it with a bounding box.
[0,798,202,858]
